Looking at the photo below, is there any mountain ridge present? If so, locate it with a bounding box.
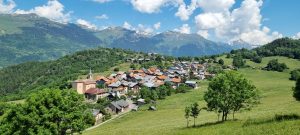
[0,14,252,67]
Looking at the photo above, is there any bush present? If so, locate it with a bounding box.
[264,59,288,72]
[233,55,246,68]
[290,69,300,80]
[113,67,120,72]
[251,56,262,63]
[218,59,224,65]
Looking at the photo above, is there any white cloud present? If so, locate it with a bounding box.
[0,0,16,14]
[195,0,282,45]
[92,0,112,3]
[153,22,161,30]
[123,21,134,30]
[123,21,159,35]
[198,0,235,12]
[130,0,183,14]
[195,13,226,29]
[137,24,154,34]
[175,0,198,21]
[174,24,190,34]
[15,0,71,23]
[76,19,98,30]
[131,0,168,13]
[292,32,300,39]
[95,14,109,19]
[197,30,209,38]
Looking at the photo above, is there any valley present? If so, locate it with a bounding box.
[84,56,300,135]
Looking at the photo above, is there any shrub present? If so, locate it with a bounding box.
[264,59,288,72]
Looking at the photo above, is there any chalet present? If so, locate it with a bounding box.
[84,88,108,101]
[108,99,129,114]
[108,81,127,95]
[91,109,103,124]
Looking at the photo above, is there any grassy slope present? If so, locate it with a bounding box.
[84,57,300,135]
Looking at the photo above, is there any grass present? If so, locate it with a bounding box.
[84,57,300,135]
[218,55,300,71]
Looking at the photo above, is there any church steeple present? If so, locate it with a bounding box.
[88,68,93,79]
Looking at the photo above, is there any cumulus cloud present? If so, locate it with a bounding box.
[92,0,112,3]
[198,0,235,12]
[153,22,161,30]
[123,21,134,30]
[76,19,98,30]
[95,14,109,19]
[123,21,160,35]
[292,32,300,39]
[130,0,183,14]
[137,24,154,34]
[195,0,282,45]
[15,0,71,23]
[195,13,226,29]
[0,0,16,14]
[130,0,167,13]
[197,30,209,38]
[175,0,198,21]
[174,24,190,34]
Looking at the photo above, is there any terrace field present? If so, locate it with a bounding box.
[84,56,300,135]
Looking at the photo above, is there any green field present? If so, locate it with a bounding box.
[84,57,300,135]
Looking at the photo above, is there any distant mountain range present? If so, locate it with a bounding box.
[0,14,253,67]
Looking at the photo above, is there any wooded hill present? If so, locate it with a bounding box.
[0,48,137,101]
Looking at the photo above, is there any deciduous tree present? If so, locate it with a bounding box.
[204,71,259,121]
[0,89,94,135]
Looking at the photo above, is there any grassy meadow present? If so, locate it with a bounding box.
[84,56,300,135]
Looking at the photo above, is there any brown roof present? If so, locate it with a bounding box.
[172,78,181,83]
[157,75,167,80]
[96,76,110,82]
[129,70,144,73]
[149,67,157,72]
[85,88,106,94]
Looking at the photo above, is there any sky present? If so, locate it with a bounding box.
[0,0,300,45]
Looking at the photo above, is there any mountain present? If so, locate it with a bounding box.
[0,14,244,67]
[227,39,254,50]
[0,14,102,68]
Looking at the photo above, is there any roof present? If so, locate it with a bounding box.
[85,88,106,94]
[111,99,129,109]
[108,81,122,87]
[172,78,181,83]
[144,82,155,88]
[185,81,197,84]
[91,109,100,117]
[157,75,167,80]
[96,76,110,82]
[128,82,138,87]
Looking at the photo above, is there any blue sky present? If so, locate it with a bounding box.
[1,0,300,44]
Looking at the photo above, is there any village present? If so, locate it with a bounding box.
[72,55,216,124]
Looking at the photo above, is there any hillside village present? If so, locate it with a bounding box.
[72,57,216,123]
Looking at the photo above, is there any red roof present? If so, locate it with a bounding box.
[85,88,106,95]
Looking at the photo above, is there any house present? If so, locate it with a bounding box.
[108,81,127,95]
[84,88,108,101]
[91,109,103,124]
[108,99,129,114]
[185,81,198,89]
[128,82,139,93]
[72,79,96,94]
